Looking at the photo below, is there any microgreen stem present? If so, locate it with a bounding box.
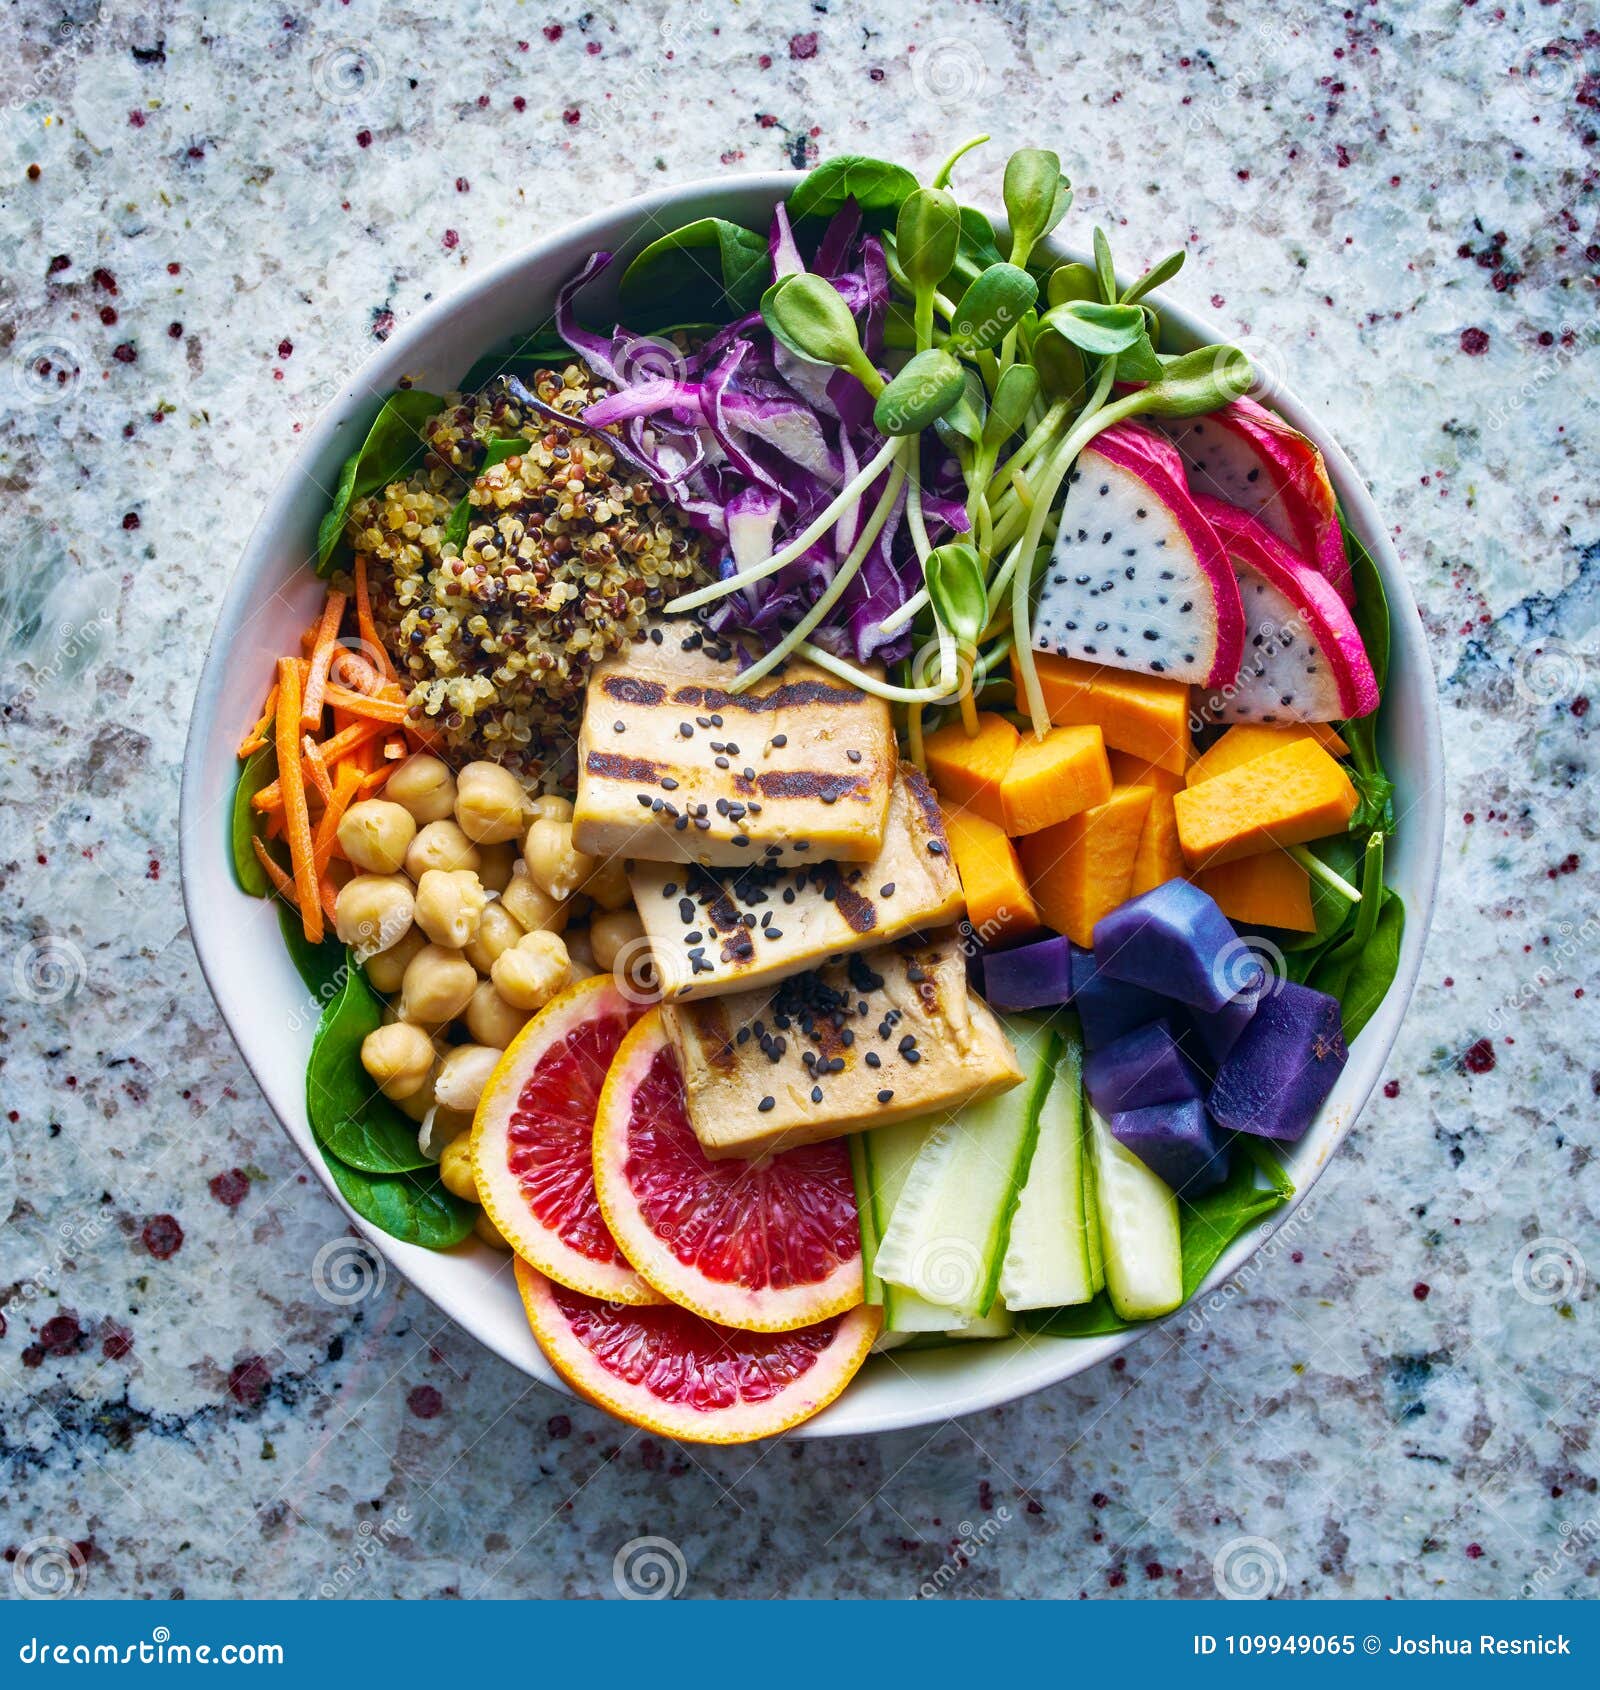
[667,439,901,614]
[1288,844,1362,903]
[732,448,909,692]
[796,634,956,704]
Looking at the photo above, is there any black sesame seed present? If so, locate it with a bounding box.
[714,756,729,770]
[770,733,787,748]
[810,1085,823,1104]
[876,1089,894,1105]
[879,882,896,898]
[846,748,862,764]
[660,776,679,790]
[613,720,626,733]
[679,722,693,737]
[864,1050,881,1069]
[758,1096,775,1112]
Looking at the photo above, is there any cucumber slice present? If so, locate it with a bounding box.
[948,1302,1015,1341]
[1000,1015,1093,1309]
[1083,1101,1107,1296]
[874,1017,1061,1322]
[862,1118,966,1332]
[1087,1105,1182,1320]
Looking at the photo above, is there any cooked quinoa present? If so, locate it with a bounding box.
[345,363,703,785]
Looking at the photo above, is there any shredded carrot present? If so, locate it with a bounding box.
[300,590,349,730]
[264,811,286,841]
[356,762,397,798]
[275,657,323,944]
[352,555,397,682]
[237,684,279,758]
[323,683,411,725]
[299,620,320,656]
[251,836,298,906]
[251,721,390,813]
[329,645,392,698]
[302,733,335,803]
[313,763,362,882]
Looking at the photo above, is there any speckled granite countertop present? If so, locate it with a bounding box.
[1,0,1596,1602]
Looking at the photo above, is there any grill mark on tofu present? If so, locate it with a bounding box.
[755,770,871,803]
[601,674,667,706]
[672,679,869,714]
[834,881,877,935]
[585,749,663,783]
[693,1000,739,1073]
[903,765,948,842]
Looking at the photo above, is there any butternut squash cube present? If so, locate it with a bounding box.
[1186,722,1349,788]
[1197,850,1316,933]
[924,712,1019,829]
[1017,650,1192,774]
[942,807,1041,944]
[1018,786,1153,947]
[1174,739,1358,868]
[999,725,1112,835]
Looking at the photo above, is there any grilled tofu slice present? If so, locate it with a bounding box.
[630,764,966,1001]
[661,935,1023,1158]
[572,634,896,867]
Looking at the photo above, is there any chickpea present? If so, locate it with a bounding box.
[529,793,573,822]
[385,754,458,825]
[394,1062,440,1124]
[564,924,597,972]
[473,1208,512,1250]
[502,861,569,934]
[590,909,645,973]
[438,1135,478,1203]
[359,1022,435,1101]
[523,817,594,902]
[434,1044,503,1115]
[453,760,528,844]
[405,819,482,880]
[464,980,530,1048]
[491,930,571,1012]
[336,800,417,875]
[584,854,632,911]
[413,868,488,949]
[363,926,426,995]
[335,874,415,958]
[463,901,524,975]
[399,944,478,1027]
[476,840,517,895]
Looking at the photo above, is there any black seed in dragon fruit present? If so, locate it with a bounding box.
[1033,421,1244,688]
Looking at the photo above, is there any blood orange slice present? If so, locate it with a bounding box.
[593,1010,864,1331]
[516,1261,879,1442]
[473,975,659,1304]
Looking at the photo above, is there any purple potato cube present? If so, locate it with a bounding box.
[1084,1019,1203,1117]
[1110,1099,1230,1196]
[981,935,1074,1012]
[1190,977,1263,1069]
[1209,981,1348,1142]
[1093,880,1262,1013]
[1070,945,1166,1049]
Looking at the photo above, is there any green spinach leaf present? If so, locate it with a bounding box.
[230,746,277,897]
[325,1156,476,1250]
[277,902,345,1000]
[315,389,448,575]
[1340,521,1396,831]
[307,960,433,1175]
[1281,832,1364,954]
[1313,890,1405,1042]
[619,218,770,325]
[789,154,920,221]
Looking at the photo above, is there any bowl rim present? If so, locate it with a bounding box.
[179,170,1444,1439]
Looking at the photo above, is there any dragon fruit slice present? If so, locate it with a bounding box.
[1195,497,1379,723]
[1157,397,1353,605]
[1034,421,1245,689]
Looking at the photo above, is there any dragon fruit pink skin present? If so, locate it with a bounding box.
[1195,495,1379,722]
[1158,397,1354,607]
[1034,421,1246,689]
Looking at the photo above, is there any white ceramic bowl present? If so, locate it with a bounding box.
[180,174,1444,1437]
